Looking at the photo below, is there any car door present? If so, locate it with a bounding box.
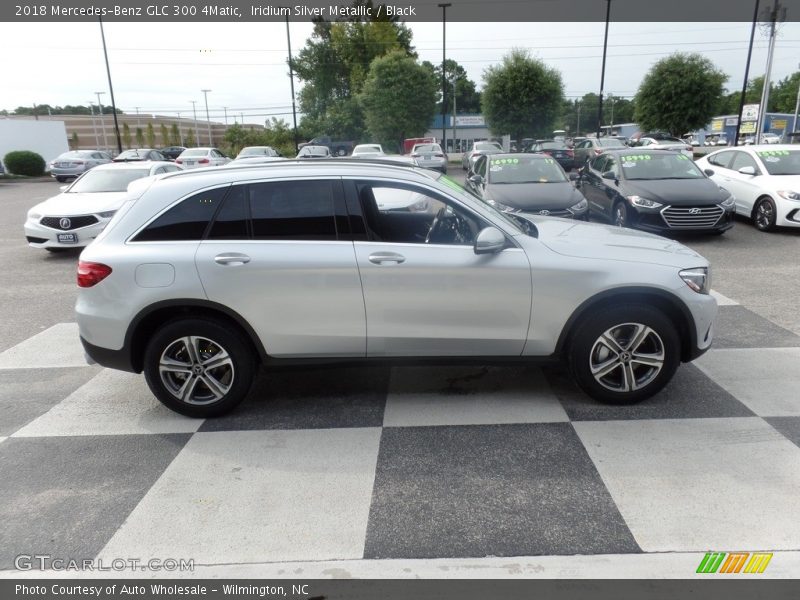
[347,179,532,357]
[194,178,367,357]
[716,150,761,215]
[581,155,607,218]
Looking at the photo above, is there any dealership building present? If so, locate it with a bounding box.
[425,114,496,153]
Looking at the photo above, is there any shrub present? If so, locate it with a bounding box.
[3,151,46,176]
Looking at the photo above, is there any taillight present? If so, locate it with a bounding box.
[175,158,183,164]
[198,158,210,164]
[595,148,604,155]
[77,261,112,288]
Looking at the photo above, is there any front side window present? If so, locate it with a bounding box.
[133,186,229,242]
[357,181,483,246]
[249,180,337,240]
[729,151,759,173]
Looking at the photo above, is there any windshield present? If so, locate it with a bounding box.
[539,142,567,150]
[355,145,381,153]
[598,138,626,147]
[620,153,704,180]
[488,156,567,184]
[435,173,528,235]
[57,151,92,159]
[68,169,151,193]
[756,150,800,175]
[115,150,150,159]
[475,142,501,152]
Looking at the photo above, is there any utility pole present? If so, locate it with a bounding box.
[793,62,800,134]
[190,100,199,145]
[757,0,784,143]
[95,91,108,150]
[597,0,612,138]
[201,89,212,145]
[451,77,457,152]
[177,111,184,146]
[285,13,299,152]
[223,106,228,126]
[734,0,761,146]
[135,107,141,129]
[438,3,451,152]
[98,16,122,154]
[88,101,99,148]
[576,100,581,136]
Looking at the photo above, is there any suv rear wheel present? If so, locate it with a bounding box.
[568,304,680,404]
[143,318,256,417]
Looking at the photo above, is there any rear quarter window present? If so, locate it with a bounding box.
[132,186,229,242]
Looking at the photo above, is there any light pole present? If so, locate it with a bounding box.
[450,77,457,152]
[285,13,299,152]
[201,89,212,145]
[95,91,108,150]
[793,62,800,133]
[98,16,122,154]
[87,101,99,149]
[608,94,615,131]
[223,106,228,126]
[135,107,141,129]
[190,100,199,145]
[735,0,761,146]
[576,100,581,136]
[177,111,184,146]
[597,0,612,138]
[757,0,782,143]
[438,3,451,152]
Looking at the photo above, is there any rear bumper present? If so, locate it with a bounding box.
[80,336,138,372]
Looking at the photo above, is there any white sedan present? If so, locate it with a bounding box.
[24,161,181,252]
[695,145,800,231]
[351,144,385,158]
[175,147,231,169]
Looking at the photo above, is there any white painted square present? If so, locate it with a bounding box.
[0,437,6,445]
[98,428,382,563]
[695,348,800,416]
[0,323,88,370]
[710,290,739,306]
[574,418,800,552]
[12,369,203,437]
[383,366,568,427]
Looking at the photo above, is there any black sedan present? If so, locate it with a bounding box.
[578,149,736,234]
[466,153,588,219]
[160,146,186,160]
[530,140,575,171]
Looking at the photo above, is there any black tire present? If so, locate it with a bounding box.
[568,304,681,404]
[143,318,256,418]
[56,176,66,182]
[613,201,628,227]
[752,196,777,232]
[336,147,347,156]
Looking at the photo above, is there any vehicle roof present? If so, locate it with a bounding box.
[94,160,175,170]
[727,144,797,151]
[603,148,683,156]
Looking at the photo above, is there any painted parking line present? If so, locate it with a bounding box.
[0,323,87,370]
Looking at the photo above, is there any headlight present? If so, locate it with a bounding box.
[486,198,521,214]
[680,267,710,295]
[568,198,588,213]
[28,211,41,220]
[627,195,663,209]
[97,210,117,219]
[719,195,735,208]
[777,190,800,201]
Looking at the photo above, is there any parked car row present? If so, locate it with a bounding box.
[464,145,799,236]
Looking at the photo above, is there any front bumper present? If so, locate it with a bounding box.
[629,205,735,235]
[24,217,109,249]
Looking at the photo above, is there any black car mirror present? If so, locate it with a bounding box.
[703,168,715,177]
[468,174,484,186]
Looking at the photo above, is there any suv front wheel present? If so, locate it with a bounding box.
[568,304,680,404]
[143,318,256,417]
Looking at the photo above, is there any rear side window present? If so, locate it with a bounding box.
[133,186,229,242]
[249,180,337,240]
[708,150,734,169]
[208,185,248,240]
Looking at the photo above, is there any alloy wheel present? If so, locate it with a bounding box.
[589,323,665,392]
[158,336,235,405]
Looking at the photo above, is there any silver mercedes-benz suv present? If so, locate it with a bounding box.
[76,160,716,417]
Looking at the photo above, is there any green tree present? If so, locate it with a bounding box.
[170,123,181,146]
[772,72,800,114]
[160,124,170,148]
[423,59,482,115]
[634,53,727,136]
[135,127,145,147]
[184,129,196,147]
[360,51,437,152]
[122,123,132,149]
[70,132,79,149]
[481,49,564,141]
[146,123,156,148]
[292,1,415,141]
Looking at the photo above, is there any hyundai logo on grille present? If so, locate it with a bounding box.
[539,210,550,216]
[688,208,702,215]
[59,217,72,229]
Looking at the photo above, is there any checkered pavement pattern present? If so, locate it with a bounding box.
[1,291,799,574]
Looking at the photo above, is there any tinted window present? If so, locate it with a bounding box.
[729,151,759,172]
[708,150,735,169]
[249,180,337,240]
[590,155,608,172]
[209,185,248,240]
[134,186,228,242]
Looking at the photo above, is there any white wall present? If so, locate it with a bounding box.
[0,119,69,173]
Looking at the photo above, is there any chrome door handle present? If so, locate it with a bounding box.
[368,252,406,265]
[214,253,251,265]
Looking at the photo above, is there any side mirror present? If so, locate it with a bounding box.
[474,226,506,255]
[602,171,617,181]
[568,172,578,181]
[738,166,756,176]
[703,168,715,177]
[468,174,484,186]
